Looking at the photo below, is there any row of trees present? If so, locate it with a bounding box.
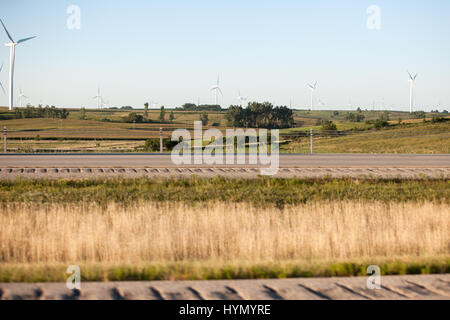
[226,102,294,129]
[179,103,222,111]
[14,105,70,119]
[123,106,175,123]
[345,112,365,122]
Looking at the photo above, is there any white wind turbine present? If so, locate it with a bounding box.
[93,87,103,109]
[407,71,418,113]
[150,100,159,108]
[237,90,247,106]
[0,19,36,111]
[211,75,223,106]
[101,98,108,109]
[0,63,6,95]
[307,81,317,110]
[17,88,28,108]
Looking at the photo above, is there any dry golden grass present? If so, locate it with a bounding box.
[0,201,448,265]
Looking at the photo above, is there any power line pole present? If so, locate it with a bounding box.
[310,128,314,154]
[3,126,7,153]
[159,127,163,153]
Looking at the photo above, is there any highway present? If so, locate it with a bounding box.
[0,153,449,168]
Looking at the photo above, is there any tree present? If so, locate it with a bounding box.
[144,102,149,121]
[60,108,69,119]
[124,112,144,123]
[374,119,389,129]
[225,102,294,129]
[200,111,209,125]
[320,120,337,131]
[79,108,86,120]
[346,112,365,122]
[144,138,160,152]
[169,111,175,122]
[159,106,165,122]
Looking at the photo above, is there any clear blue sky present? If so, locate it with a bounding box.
[0,0,449,110]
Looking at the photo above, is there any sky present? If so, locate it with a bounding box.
[0,0,449,111]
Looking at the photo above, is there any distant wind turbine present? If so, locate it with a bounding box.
[211,75,223,106]
[0,63,6,95]
[149,100,159,108]
[0,19,36,111]
[237,90,247,106]
[93,87,103,109]
[17,88,28,108]
[101,98,108,109]
[318,98,325,108]
[407,71,418,113]
[307,81,317,110]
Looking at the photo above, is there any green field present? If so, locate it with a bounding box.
[1,177,448,207]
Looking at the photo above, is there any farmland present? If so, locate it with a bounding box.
[0,107,449,153]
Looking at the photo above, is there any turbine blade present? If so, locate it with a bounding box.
[0,19,14,43]
[0,81,5,95]
[414,73,418,80]
[0,63,2,73]
[218,88,223,96]
[17,36,36,44]
[407,71,413,80]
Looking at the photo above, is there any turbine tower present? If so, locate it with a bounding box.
[17,88,28,108]
[0,63,6,95]
[93,87,103,109]
[407,71,418,113]
[307,81,317,110]
[237,90,247,107]
[211,75,222,106]
[0,19,36,111]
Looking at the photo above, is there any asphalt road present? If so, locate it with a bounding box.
[0,153,449,168]
[1,274,449,300]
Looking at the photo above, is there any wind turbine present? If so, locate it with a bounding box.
[149,100,159,108]
[101,98,108,109]
[407,71,418,113]
[93,87,103,109]
[211,75,223,106]
[17,88,28,108]
[307,81,317,110]
[318,98,325,108]
[0,19,36,111]
[237,90,247,107]
[0,63,6,95]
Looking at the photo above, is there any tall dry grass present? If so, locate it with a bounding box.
[0,201,448,265]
